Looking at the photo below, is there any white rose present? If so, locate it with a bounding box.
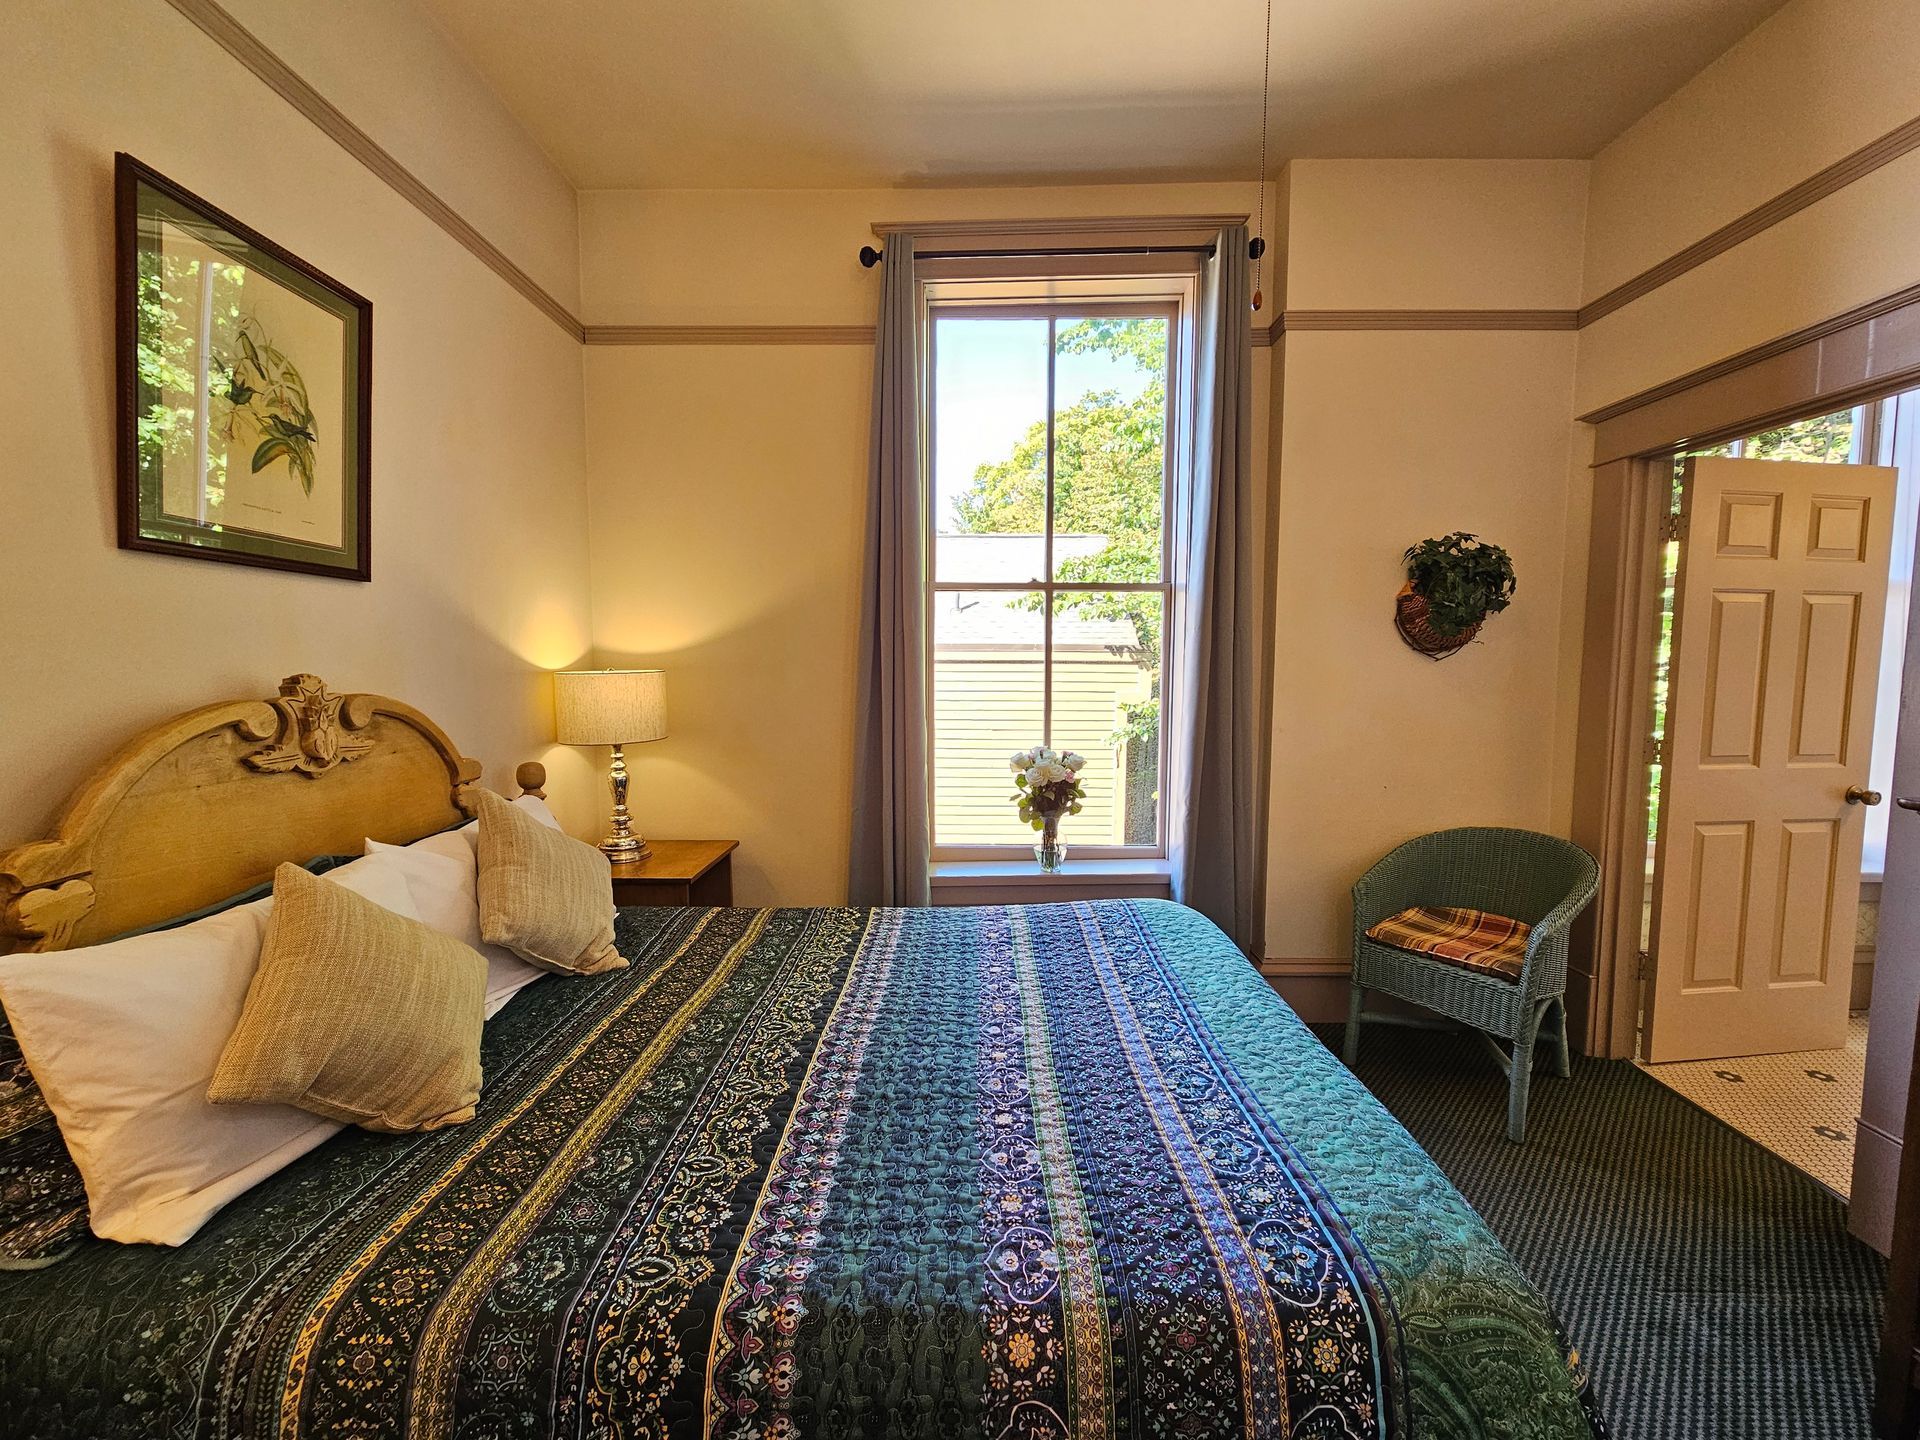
[1062,752,1086,772]
[1031,760,1069,786]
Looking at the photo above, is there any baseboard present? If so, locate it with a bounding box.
[1259,958,1527,1034]
[1259,958,1350,1023]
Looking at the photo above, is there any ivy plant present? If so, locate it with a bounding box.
[1403,532,1517,638]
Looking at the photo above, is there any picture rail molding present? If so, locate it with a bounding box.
[1578,111,1920,327]
[162,0,584,342]
[159,0,1919,359]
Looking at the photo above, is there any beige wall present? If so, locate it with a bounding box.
[580,183,1275,906]
[0,0,599,848]
[1285,160,1589,310]
[1265,161,1589,966]
[583,344,870,905]
[1576,0,1920,414]
[580,183,1283,327]
[1582,0,1920,305]
[581,166,1586,933]
[10,0,1915,1011]
[222,0,582,313]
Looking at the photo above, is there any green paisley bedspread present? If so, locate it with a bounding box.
[0,900,1600,1439]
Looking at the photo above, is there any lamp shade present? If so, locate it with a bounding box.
[553,669,667,746]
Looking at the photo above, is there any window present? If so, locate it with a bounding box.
[926,303,1176,858]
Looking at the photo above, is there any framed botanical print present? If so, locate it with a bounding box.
[116,153,371,580]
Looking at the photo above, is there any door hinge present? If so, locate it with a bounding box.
[1645,734,1664,766]
[1662,509,1687,543]
[1635,948,1653,980]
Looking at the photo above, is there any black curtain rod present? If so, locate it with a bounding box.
[858,237,1263,268]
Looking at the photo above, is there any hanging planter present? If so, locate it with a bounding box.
[1395,533,1516,660]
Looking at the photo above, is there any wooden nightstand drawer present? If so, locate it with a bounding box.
[609,839,737,907]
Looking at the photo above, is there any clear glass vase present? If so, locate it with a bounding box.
[1034,813,1067,873]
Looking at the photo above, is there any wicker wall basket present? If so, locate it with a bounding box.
[1394,583,1479,660]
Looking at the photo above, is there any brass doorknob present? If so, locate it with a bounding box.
[1846,785,1883,806]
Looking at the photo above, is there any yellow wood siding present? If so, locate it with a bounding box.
[932,649,1152,846]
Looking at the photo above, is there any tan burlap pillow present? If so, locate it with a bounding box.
[471,788,626,975]
[208,864,487,1132]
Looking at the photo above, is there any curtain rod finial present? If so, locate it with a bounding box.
[859,245,884,269]
[1248,236,1266,261]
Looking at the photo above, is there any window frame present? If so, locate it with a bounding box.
[922,285,1189,863]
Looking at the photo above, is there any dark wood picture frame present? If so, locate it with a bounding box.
[115,153,372,581]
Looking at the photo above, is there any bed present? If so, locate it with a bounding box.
[0,675,1602,1439]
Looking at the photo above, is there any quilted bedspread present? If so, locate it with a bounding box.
[0,901,1600,1439]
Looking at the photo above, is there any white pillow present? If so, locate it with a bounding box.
[450,792,564,851]
[363,828,545,1017]
[0,857,416,1246]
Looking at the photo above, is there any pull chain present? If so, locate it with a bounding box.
[1252,0,1272,311]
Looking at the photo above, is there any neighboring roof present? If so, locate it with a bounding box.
[934,593,1142,653]
[936,532,1108,583]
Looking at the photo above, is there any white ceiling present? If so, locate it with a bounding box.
[415,0,1789,190]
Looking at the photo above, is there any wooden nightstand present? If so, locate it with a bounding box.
[608,840,738,908]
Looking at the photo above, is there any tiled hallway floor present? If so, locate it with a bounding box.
[1637,1013,1868,1196]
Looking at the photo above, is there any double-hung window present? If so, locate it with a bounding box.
[925,295,1180,860]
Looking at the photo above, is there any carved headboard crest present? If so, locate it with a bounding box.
[241,673,377,777]
[0,674,483,955]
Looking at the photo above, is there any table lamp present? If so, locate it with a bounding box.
[554,668,667,861]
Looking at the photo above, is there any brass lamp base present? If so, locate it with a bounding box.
[599,742,651,862]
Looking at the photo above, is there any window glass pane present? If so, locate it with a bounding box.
[1738,407,1859,463]
[1052,316,1167,583]
[1865,390,1918,873]
[932,589,1047,845]
[933,316,1049,583]
[1049,590,1162,847]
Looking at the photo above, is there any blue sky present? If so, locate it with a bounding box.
[931,316,1153,533]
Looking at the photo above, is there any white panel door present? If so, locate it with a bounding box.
[1647,457,1897,1062]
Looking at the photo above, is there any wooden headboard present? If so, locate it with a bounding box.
[0,674,483,954]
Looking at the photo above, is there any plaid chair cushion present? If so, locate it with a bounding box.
[1364,905,1532,982]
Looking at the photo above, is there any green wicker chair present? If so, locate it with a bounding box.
[1344,827,1599,1143]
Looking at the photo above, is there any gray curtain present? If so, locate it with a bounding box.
[1171,225,1260,952]
[848,235,931,906]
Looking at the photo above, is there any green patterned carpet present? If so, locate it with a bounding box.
[1316,1024,1887,1440]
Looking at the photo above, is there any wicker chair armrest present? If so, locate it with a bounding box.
[1511,861,1601,993]
[1350,853,1426,932]
[1522,867,1601,956]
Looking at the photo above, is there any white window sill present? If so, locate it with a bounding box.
[930,858,1172,888]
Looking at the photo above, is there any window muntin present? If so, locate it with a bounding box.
[928,304,1174,857]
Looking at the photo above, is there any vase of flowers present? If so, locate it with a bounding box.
[1009,745,1087,873]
